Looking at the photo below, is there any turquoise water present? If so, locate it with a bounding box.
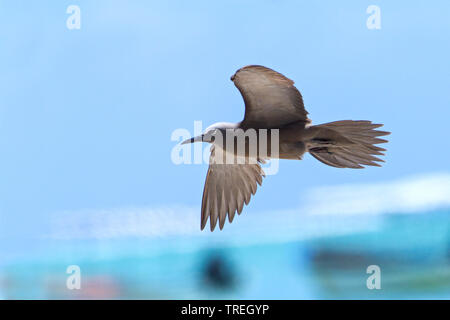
[1,211,449,299]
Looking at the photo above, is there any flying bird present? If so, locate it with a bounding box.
[182,65,390,231]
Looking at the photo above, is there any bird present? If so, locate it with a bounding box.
[182,65,390,231]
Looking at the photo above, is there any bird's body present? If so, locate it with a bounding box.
[183,65,390,231]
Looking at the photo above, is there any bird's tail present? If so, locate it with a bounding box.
[307,120,390,168]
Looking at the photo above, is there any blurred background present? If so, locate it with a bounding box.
[1,1,449,299]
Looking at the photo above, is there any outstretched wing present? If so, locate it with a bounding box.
[231,65,310,129]
[201,146,265,231]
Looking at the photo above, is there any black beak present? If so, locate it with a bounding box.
[181,134,203,145]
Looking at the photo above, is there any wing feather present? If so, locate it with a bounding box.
[201,146,265,231]
[231,65,310,128]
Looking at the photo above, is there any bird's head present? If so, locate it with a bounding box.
[181,122,239,145]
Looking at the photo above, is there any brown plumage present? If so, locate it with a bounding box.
[183,65,390,231]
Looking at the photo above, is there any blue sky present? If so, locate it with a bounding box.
[0,1,449,249]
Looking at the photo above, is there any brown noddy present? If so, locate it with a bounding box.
[182,65,390,231]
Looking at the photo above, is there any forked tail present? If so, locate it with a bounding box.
[308,120,390,169]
